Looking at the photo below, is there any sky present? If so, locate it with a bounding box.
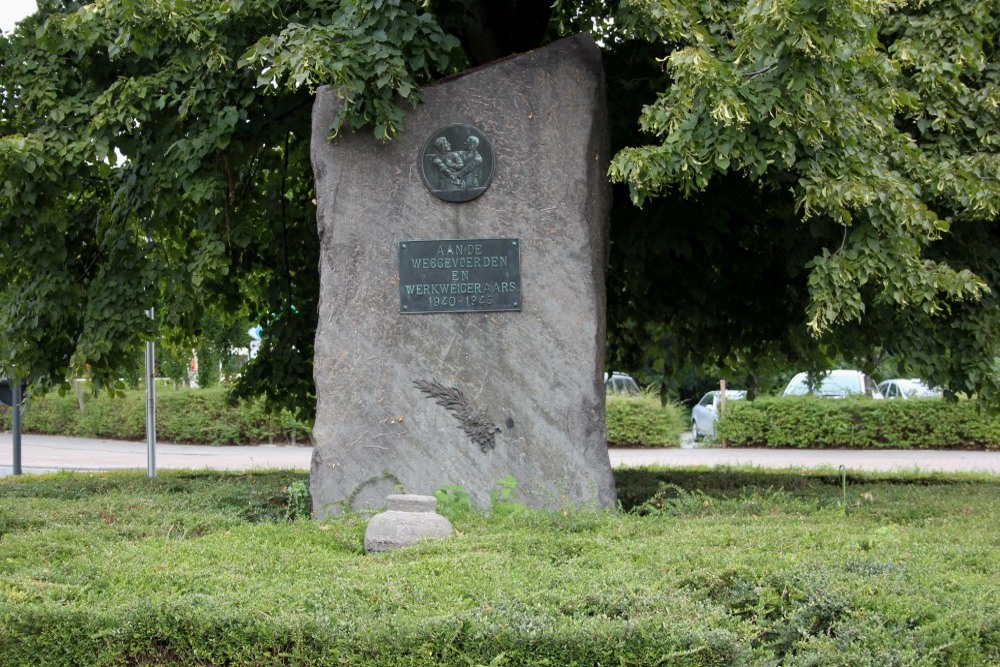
[0,0,37,35]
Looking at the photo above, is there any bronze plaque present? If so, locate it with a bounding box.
[399,239,521,313]
[419,125,495,202]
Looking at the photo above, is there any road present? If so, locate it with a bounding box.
[3,433,1000,477]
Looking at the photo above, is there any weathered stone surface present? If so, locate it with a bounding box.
[363,494,453,553]
[310,34,616,517]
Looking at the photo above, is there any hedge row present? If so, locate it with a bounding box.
[0,387,309,445]
[717,396,1000,450]
[1,388,688,448]
[3,603,751,667]
[605,394,687,447]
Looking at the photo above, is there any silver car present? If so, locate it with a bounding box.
[877,378,942,399]
[691,389,746,440]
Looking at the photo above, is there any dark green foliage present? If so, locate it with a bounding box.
[1,469,998,665]
[613,467,835,512]
[0,0,333,416]
[602,0,1000,405]
[718,397,1000,449]
[0,387,309,444]
[605,394,687,447]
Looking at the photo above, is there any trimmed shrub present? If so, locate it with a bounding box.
[605,394,687,447]
[0,387,310,445]
[717,396,1000,450]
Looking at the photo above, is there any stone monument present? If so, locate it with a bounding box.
[309,34,616,516]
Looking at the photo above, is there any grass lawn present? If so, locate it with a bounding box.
[1,468,997,666]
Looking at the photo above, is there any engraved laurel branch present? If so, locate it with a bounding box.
[413,379,500,453]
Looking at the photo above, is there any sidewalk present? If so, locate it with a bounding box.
[4,433,1000,477]
[610,446,1000,474]
[0,434,311,476]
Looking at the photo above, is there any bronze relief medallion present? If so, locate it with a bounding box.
[419,124,495,202]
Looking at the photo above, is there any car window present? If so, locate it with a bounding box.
[820,375,859,395]
[606,373,639,395]
[783,376,808,395]
[786,371,880,397]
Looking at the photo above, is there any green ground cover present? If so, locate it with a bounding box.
[1,468,997,665]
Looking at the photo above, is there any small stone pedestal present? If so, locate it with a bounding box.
[364,494,453,553]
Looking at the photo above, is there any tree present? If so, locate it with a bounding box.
[605,0,1000,401]
[1,0,330,412]
[1,0,998,416]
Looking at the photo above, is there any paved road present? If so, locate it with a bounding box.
[3,433,999,477]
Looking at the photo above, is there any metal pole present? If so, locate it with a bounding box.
[11,381,21,476]
[719,379,728,448]
[145,308,156,478]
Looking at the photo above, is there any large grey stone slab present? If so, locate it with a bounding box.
[309,34,616,516]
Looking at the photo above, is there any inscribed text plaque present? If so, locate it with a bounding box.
[399,238,521,313]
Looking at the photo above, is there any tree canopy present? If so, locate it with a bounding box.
[1,0,998,413]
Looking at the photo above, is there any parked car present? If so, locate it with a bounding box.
[691,389,746,439]
[782,370,883,399]
[877,378,942,399]
[604,371,640,395]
